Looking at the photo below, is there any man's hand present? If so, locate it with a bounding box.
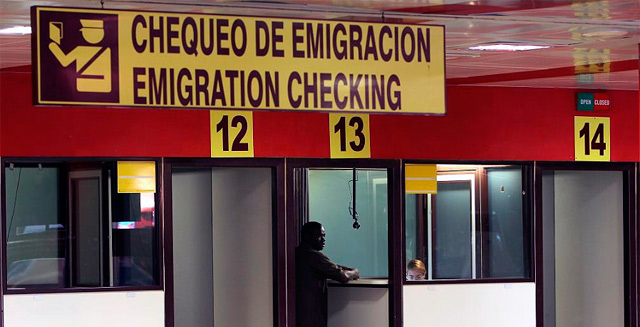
[344,268,360,281]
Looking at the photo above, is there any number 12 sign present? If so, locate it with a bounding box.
[210,111,254,158]
[574,116,610,162]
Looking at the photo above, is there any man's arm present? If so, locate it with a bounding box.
[310,252,359,283]
[48,42,75,67]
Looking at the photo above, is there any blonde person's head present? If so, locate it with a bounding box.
[406,259,426,281]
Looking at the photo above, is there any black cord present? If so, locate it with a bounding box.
[348,169,360,229]
[6,168,22,240]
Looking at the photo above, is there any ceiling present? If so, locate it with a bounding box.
[0,0,638,90]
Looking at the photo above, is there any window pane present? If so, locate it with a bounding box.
[112,192,158,286]
[4,161,160,290]
[433,182,472,279]
[487,168,525,278]
[308,169,388,278]
[405,194,418,266]
[5,167,66,288]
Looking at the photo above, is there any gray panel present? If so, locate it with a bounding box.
[552,171,624,327]
[74,178,102,286]
[172,168,214,327]
[212,168,273,327]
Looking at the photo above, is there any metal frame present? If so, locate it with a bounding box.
[402,160,536,286]
[162,157,286,327]
[533,161,637,327]
[0,157,164,295]
[285,158,403,327]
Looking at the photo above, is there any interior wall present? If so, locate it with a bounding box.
[552,171,624,327]
[328,286,389,327]
[211,168,273,327]
[171,168,214,327]
[403,283,535,327]
[3,291,164,327]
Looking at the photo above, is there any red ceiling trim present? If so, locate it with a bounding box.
[0,65,31,73]
[446,59,638,85]
[392,0,591,15]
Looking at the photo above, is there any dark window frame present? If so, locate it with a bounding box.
[534,161,637,327]
[1,157,164,295]
[162,157,286,327]
[285,158,403,327]
[402,160,535,286]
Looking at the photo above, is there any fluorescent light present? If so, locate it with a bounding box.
[0,26,32,35]
[582,30,628,38]
[469,44,550,51]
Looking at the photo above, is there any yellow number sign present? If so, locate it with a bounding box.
[210,111,255,157]
[574,116,610,162]
[117,161,156,193]
[329,113,371,158]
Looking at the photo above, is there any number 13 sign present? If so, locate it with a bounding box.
[329,113,371,158]
[574,116,610,162]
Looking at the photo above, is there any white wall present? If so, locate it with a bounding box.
[212,168,273,327]
[552,171,624,327]
[403,283,535,327]
[4,291,164,327]
[328,286,389,327]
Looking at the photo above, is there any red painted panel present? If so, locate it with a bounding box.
[254,111,329,158]
[370,86,638,161]
[1,72,638,161]
[0,72,210,157]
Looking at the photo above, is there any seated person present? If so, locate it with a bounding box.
[406,259,426,281]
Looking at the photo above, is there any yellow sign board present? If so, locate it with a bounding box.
[405,164,437,194]
[574,116,610,162]
[210,110,255,157]
[33,7,445,115]
[329,113,371,158]
[117,161,156,193]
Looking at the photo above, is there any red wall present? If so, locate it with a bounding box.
[1,71,638,161]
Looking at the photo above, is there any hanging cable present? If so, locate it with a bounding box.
[348,168,360,229]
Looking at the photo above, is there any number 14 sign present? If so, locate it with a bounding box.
[574,116,610,162]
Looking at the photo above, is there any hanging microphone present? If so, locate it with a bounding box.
[353,221,360,229]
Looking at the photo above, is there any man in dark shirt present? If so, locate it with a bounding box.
[296,221,360,327]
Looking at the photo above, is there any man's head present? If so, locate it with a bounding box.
[80,19,104,44]
[301,221,325,251]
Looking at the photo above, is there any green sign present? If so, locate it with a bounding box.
[576,93,594,111]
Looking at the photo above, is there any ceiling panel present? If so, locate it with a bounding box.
[0,0,638,90]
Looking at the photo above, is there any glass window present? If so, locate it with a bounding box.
[5,166,65,288]
[307,168,388,278]
[5,161,159,290]
[405,164,530,282]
